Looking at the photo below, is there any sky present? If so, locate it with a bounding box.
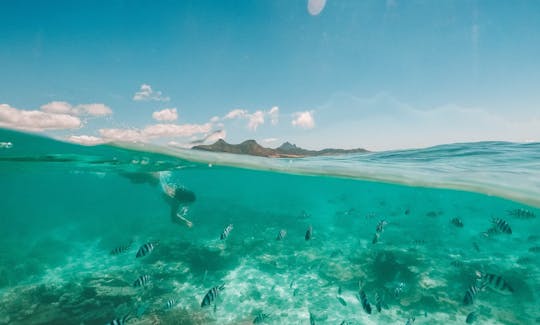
[1,0,539,151]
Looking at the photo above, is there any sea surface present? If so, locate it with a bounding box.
[0,128,539,325]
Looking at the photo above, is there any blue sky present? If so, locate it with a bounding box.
[1,0,539,150]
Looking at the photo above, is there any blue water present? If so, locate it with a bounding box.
[0,128,539,324]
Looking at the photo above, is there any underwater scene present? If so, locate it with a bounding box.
[1,129,540,325]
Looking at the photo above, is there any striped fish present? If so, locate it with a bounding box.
[372,233,380,244]
[491,218,512,234]
[466,311,477,324]
[450,217,464,228]
[105,314,131,325]
[135,241,159,258]
[133,274,151,287]
[276,229,287,240]
[220,224,233,240]
[406,316,415,325]
[201,284,225,307]
[164,298,178,310]
[463,284,481,306]
[507,208,536,219]
[309,311,316,325]
[305,226,313,241]
[358,289,372,314]
[253,312,270,324]
[529,246,540,253]
[110,240,133,255]
[375,220,387,233]
[375,292,388,312]
[476,271,514,294]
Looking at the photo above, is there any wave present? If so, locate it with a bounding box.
[2,128,540,207]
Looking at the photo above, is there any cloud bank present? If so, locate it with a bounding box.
[152,108,178,121]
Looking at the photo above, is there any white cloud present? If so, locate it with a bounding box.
[40,101,112,117]
[98,122,213,142]
[307,0,326,16]
[205,129,226,143]
[292,111,315,129]
[222,106,279,131]
[268,106,279,125]
[133,84,170,102]
[67,135,105,146]
[152,108,178,121]
[247,110,265,131]
[224,109,248,120]
[0,103,82,131]
[262,138,279,144]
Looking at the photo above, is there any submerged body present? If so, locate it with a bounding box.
[0,130,539,324]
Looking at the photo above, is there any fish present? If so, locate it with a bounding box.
[358,289,372,314]
[463,284,481,305]
[133,274,151,287]
[507,208,536,219]
[337,296,347,306]
[105,314,132,325]
[253,312,270,324]
[404,208,411,215]
[375,220,387,233]
[337,285,342,295]
[110,240,133,255]
[276,229,287,240]
[393,282,405,297]
[309,311,316,325]
[529,246,540,253]
[305,226,313,241]
[451,217,464,228]
[201,284,225,307]
[491,217,512,234]
[406,316,416,324]
[135,241,159,258]
[475,271,514,294]
[375,291,388,312]
[472,242,480,252]
[164,298,178,310]
[372,233,380,244]
[466,311,478,324]
[220,224,233,240]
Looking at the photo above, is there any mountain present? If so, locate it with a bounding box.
[192,139,368,158]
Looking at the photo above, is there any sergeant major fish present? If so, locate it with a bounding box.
[463,284,481,305]
[451,217,464,228]
[475,271,514,294]
[110,240,133,255]
[376,220,387,233]
[466,311,478,324]
[276,229,287,241]
[164,298,178,310]
[220,224,233,240]
[136,241,159,258]
[106,314,132,325]
[201,284,225,307]
[358,288,372,314]
[253,312,270,324]
[133,274,151,287]
[491,217,512,234]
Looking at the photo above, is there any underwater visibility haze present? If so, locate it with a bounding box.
[1,129,540,324]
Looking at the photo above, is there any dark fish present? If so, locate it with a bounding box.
[463,284,481,305]
[133,274,151,287]
[293,288,299,296]
[451,260,464,268]
[110,240,133,255]
[466,311,477,324]
[492,217,512,234]
[507,208,536,219]
[276,229,287,240]
[372,233,380,244]
[136,241,159,258]
[337,296,347,306]
[337,285,342,295]
[527,235,540,242]
[404,208,411,215]
[305,226,313,241]
[476,271,514,294]
[426,211,438,217]
[376,220,387,233]
[406,316,416,325]
[451,217,464,228]
[394,282,405,297]
[412,239,426,245]
[529,246,540,253]
[220,224,233,240]
[359,289,372,314]
[106,314,132,325]
[164,298,177,310]
[201,284,225,307]
[472,242,480,252]
[253,312,270,324]
[375,292,384,312]
[309,311,316,325]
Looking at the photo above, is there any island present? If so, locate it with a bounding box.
[191,139,368,158]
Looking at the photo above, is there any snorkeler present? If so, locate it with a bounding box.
[121,171,196,227]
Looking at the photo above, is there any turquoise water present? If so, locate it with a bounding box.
[1,129,539,324]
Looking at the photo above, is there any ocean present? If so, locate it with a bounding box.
[0,128,539,325]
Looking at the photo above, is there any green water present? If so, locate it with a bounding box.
[0,129,539,324]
